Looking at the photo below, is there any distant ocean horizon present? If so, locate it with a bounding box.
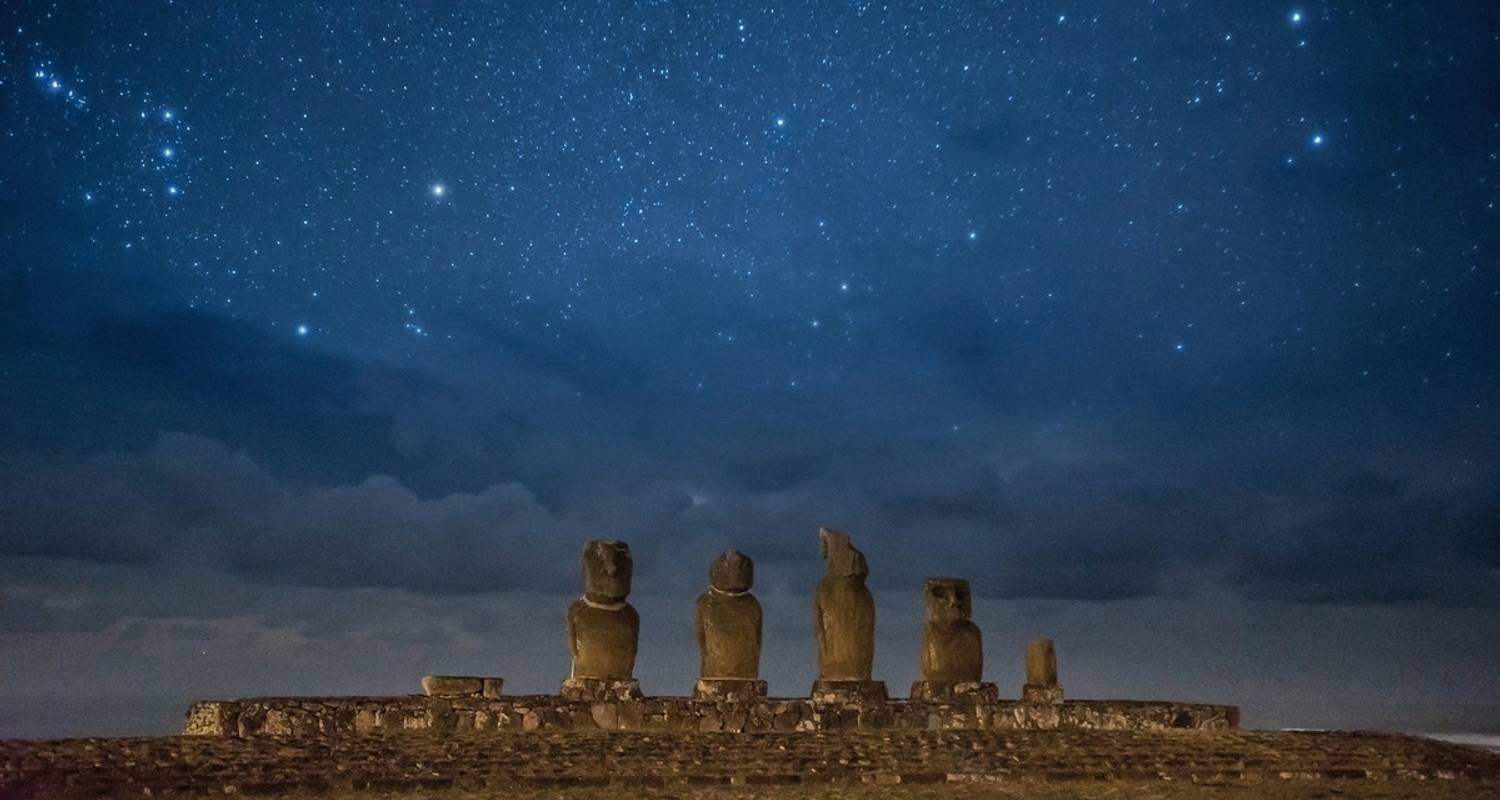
[1419,733,1500,753]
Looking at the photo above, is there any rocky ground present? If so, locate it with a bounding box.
[2,729,1498,799]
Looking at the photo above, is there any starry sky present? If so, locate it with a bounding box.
[2,1,1498,738]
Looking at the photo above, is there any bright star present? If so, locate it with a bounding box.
[1290,11,1303,24]
[166,185,180,196]
[296,324,310,336]
[1311,133,1325,147]
[162,109,174,120]
[162,146,175,158]
[967,231,978,240]
[430,183,446,197]
[1174,342,1186,352]
[774,117,786,128]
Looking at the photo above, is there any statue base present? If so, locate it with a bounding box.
[810,679,888,704]
[560,678,642,702]
[1022,683,1064,704]
[693,678,768,702]
[420,675,504,698]
[909,680,999,703]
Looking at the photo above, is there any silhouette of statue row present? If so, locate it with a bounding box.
[560,527,1063,704]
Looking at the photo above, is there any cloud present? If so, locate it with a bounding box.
[0,432,577,595]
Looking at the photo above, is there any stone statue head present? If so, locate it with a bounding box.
[923,577,972,623]
[709,549,753,593]
[581,539,632,604]
[818,527,868,578]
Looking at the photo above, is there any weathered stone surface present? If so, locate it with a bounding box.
[1023,684,1065,704]
[483,677,505,699]
[696,549,762,681]
[420,675,484,696]
[910,680,999,703]
[810,679,890,705]
[11,729,1500,797]
[693,678,769,702]
[813,527,876,682]
[560,678,644,702]
[567,540,639,681]
[1024,637,1063,703]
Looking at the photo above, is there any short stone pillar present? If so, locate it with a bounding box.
[910,577,998,703]
[811,527,887,703]
[1021,637,1064,704]
[420,675,504,699]
[694,549,767,702]
[562,540,642,702]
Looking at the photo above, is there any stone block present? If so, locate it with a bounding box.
[810,679,888,705]
[421,675,484,696]
[1022,683,1065,704]
[560,677,643,702]
[183,702,233,736]
[693,678,768,702]
[909,680,999,703]
[482,678,504,699]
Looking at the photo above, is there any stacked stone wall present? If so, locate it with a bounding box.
[184,694,1237,737]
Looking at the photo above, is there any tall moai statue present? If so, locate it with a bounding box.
[909,577,998,702]
[693,549,767,701]
[811,527,887,702]
[1022,637,1064,704]
[561,540,643,701]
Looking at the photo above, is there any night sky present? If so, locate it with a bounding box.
[2,2,1498,738]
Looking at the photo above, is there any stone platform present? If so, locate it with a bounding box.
[4,729,1499,798]
[183,693,1238,737]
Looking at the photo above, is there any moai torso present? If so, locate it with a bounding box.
[567,540,639,680]
[1025,638,1058,685]
[696,550,762,679]
[919,578,983,683]
[813,528,876,681]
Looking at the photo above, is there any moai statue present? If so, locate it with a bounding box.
[561,540,642,702]
[811,527,887,703]
[693,549,767,701]
[909,577,997,702]
[1022,637,1064,704]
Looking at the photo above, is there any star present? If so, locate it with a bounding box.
[430,183,446,197]
[295,324,310,336]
